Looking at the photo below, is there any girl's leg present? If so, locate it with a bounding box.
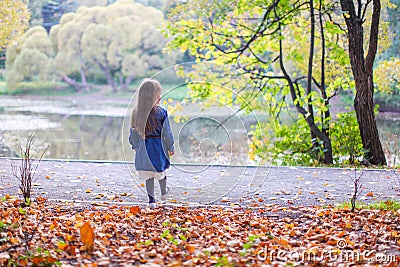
[159,176,167,195]
[146,178,156,203]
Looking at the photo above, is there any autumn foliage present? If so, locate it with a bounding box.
[0,197,399,266]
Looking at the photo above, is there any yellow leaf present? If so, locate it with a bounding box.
[285,223,294,229]
[80,221,95,252]
[85,189,92,193]
[345,222,352,229]
[65,235,75,242]
[391,231,400,238]
[57,242,68,250]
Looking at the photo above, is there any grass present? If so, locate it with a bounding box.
[336,199,400,211]
[0,81,6,93]
[0,81,77,96]
[103,82,190,101]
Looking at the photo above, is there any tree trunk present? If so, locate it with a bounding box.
[101,66,117,92]
[278,22,333,164]
[340,0,386,165]
[121,74,134,91]
[94,58,118,92]
[58,72,89,92]
[78,51,89,91]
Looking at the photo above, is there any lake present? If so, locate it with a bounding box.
[0,95,398,166]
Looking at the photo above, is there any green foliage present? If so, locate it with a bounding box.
[7,248,61,267]
[250,118,324,166]
[250,110,363,166]
[330,110,364,165]
[374,58,400,95]
[379,0,400,61]
[27,0,47,26]
[5,26,54,90]
[164,0,358,165]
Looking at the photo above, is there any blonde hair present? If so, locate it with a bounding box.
[130,79,162,138]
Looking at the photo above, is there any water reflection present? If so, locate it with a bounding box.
[1,113,126,161]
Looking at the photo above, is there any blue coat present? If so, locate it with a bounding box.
[129,107,174,172]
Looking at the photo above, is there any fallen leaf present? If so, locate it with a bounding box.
[130,206,141,215]
[80,221,95,252]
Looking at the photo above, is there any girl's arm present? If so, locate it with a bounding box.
[162,111,174,153]
[129,128,141,150]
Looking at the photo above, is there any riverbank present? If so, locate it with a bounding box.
[0,91,399,166]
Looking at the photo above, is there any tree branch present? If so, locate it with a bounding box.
[364,0,380,73]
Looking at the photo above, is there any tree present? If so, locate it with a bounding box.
[27,0,47,26]
[165,0,355,165]
[50,12,91,91]
[5,26,54,89]
[379,0,400,60]
[51,1,176,92]
[0,0,30,49]
[42,0,77,31]
[340,0,387,165]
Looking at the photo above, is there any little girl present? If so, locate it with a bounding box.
[129,79,174,208]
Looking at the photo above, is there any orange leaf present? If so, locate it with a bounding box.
[32,257,44,265]
[80,221,95,252]
[65,245,77,256]
[195,215,205,222]
[276,238,290,247]
[187,244,196,253]
[366,191,373,197]
[104,213,112,221]
[130,206,141,215]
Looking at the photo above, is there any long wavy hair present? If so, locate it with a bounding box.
[130,79,162,139]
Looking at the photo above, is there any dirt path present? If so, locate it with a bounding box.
[1,158,399,208]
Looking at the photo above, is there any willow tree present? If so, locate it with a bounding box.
[51,1,175,92]
[165,0,355,165]
[340,0,387,165]
[6,26,54,88]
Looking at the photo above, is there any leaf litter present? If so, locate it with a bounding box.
[0,197,399,266]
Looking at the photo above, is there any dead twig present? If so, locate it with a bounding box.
[351,169,364,212]
[11,135,47,207]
